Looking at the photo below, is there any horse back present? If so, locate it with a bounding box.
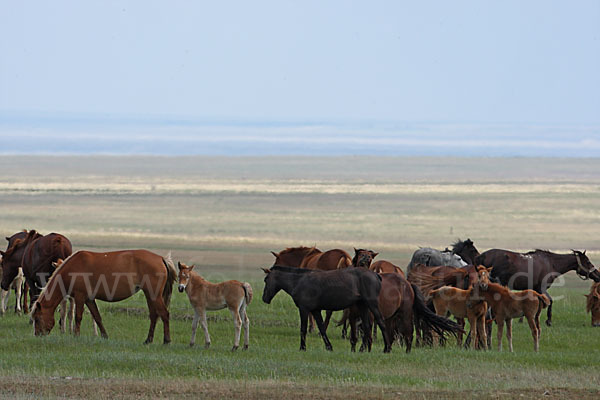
[301,248,351,270]
[371,260,405,277]
[188,275,247,310]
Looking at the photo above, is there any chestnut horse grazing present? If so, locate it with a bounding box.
[262,266,392,352]
[586,282,600,327]
[31,249,176,344]
[177,262,252,351]
[470,282,549,352]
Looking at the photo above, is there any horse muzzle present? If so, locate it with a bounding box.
[178,284,185,293]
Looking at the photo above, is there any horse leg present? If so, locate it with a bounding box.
[59,298,67,333]
[543,290,553,327]
[73,296,85,336]
[143,295,158,345]
[189,310,200,347]
[241,303,250,350]
[367,303,391,353]
[477,315,487,350]
[308,313,316,333]
[0,288,8,315]
[22,282,29,314]
[526,315,539,352]
[68,297,75,334]
[312,310,333,351]
[456,317,465,347]
[85,299,108,339]
[299,308,309,351]
[198,310,211,348]
[14,277,22,314]
[468,315,477,350]
[358,307,373,352]
[506,319,513,352]
[229,306,242,351]
[349,315,358,352]
[496,319,504,352]
[323,310,333,332]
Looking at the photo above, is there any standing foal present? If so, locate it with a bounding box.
[178,262,252,351]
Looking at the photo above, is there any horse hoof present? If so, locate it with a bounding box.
[299,346,306,351]
[163,340,170,345]
[143,339,152,345]
[326,346,333,352]
[231,346,239,351]
[189,343,195,347]
[204,343,211,349]
[243,345,248,351]
[546,320,552,327]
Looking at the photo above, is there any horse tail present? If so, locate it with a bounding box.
[537,293,550,309]
[336,255,351,269]
[162,252,177,308]
[335,308,350,327]
[242,282,253,306]
[410,283,463,344]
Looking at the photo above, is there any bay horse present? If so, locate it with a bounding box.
[469,282,549,352]
[31,249,177,344]
[339,273,463,352]
[271,246,352,332]
[586,282,600,327]
[1,230,72,309]
[262,265,392,352]
[352,248,378,269]
[428,265,492,349]
[177,262,252,351]
[476,249,600,326]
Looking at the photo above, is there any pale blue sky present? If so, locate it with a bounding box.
[1,1,599,155]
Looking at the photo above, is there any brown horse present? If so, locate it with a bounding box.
[586,282,600,327]
[407,263,480,297]
[271,246,352,332]
[476,249,600,326]
[31,249,177,344]
[352,248,378,269]
[370,260,405,277]
[1,230,72,309]
[428,266,491,349]
[177,262,252,350]
[340,273,462,353]
[469,282,549,352]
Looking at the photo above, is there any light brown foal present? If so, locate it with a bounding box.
[177,262,252,351]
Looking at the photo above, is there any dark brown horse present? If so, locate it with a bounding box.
[31,249,177,344]
[271,246,352,331]
[352,248,378,269]
[262,265,392,352]
[1,230,71,309]
[476,249,600,326]
[340,273,463,353]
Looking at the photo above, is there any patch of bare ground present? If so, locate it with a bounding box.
[0,377,598,400]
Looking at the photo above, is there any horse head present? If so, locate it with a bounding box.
[586,282,600,327]
[474,265,492,290]
[261,267,279,304]
[177,262,195,293]
[572,250,600,282]
[31,300,55,336]
[452,238,480,265]
[352,248,378,268]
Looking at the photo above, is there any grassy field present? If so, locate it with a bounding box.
[0,156,599,399]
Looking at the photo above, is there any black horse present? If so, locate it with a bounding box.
[476,249,600,326]
[262,265,392,352]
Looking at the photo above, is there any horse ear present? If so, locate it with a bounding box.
[486,267,493,273]
[371,251,379,258]
[5,237,9,241]
[261,267,271,274]
[583,250,587,255]
[177,261,182,269]
[270,251,279,258]
[189,265,195,271]
[353,247,358,252]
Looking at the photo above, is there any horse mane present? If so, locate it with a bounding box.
[3,229,39,258]
[451,238,472,254]
[30,251,76,315]
[271,265,314,274]
[407,264,467,297]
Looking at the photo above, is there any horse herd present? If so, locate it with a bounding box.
[1,230,599,354]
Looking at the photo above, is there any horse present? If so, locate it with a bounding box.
[406,238,479,274]
[1,230,72,309]
[271,246,352,332]
[30,249,177,344]
[469,282,549,352]
[476,249,600,326]
[262,265,392,352]
[370,260,405,277]
[339,272,463,353]
[352,248,378,268]
[428,265,492,349]
[177,262,252,351]
[0,261,24,314]
[586,282,600,327]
